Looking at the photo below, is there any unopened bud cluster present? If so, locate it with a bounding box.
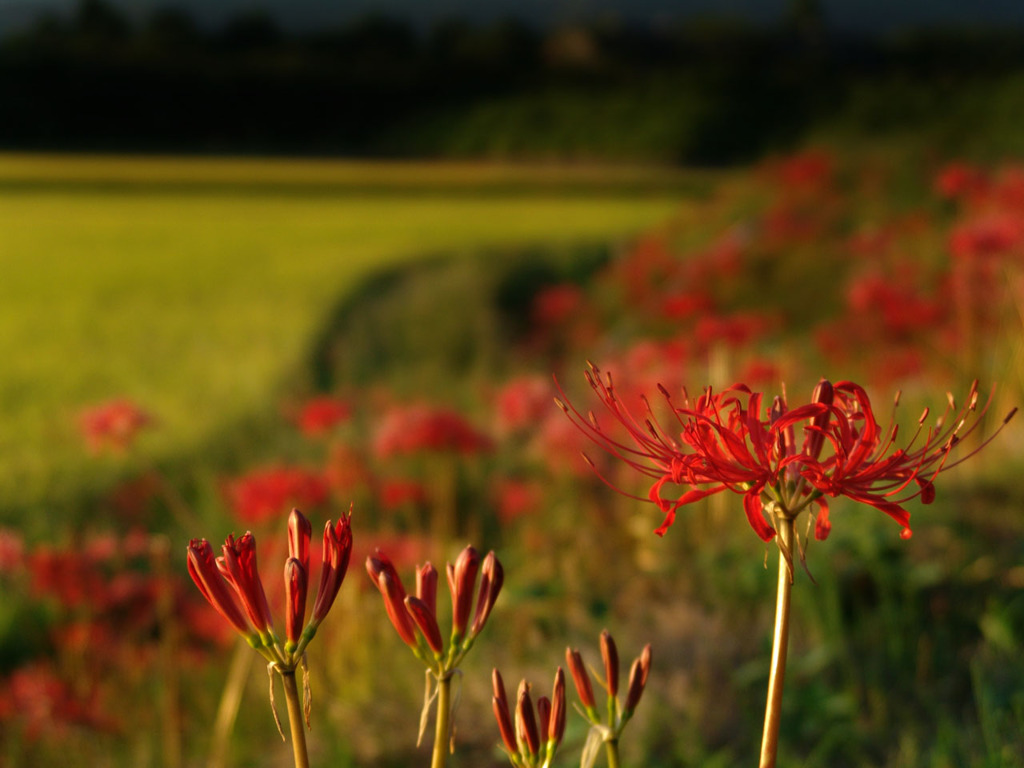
[366,544,503,676]
[566,630,653,746]
[492,668,566,768]
[186,507,352,670]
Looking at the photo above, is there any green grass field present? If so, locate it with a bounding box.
[0,153,703,529]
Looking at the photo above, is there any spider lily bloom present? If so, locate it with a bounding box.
[492,668,566,768]
[558,364,1015,543]
[795,380,1016,540]
[564,631,652,767]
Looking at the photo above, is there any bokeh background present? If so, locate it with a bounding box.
[2,1,1024,766]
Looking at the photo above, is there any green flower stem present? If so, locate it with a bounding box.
[759,514,795,768]
[431,673,452,768]
[605,738,622,768]
[280,670,310,768]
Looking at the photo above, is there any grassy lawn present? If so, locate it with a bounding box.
[0,153,701,527]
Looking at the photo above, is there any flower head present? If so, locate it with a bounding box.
[186,507,353,667]
[366,544,502,672]
[558,364,1015,542]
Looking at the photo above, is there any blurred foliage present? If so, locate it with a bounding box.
[4,1,1024,161]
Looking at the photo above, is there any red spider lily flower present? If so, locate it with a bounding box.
[0,663,118,740]
[494,376,553,435]
[934,161,988,201]
[795,380,1015,540]
[225,465,330,526]
[0,527,25,575]
[372,403,493,459]
[293,396,351,437]
[494,479,543,525]
[78,399,152,454]
[377,479,427,510]
[187,508,354,666]
[558,363,1015,542]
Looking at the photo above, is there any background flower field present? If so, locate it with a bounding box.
[1,147,1023,768]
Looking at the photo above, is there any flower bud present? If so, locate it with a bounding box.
[470,551,503,636]
[367,551,417,647]
[311,512,352,624]
[623,644,652,713]
[416,562,438,617]
[220,532,274,635]
[405,595,443,655]
[566,647,596,712]
[288,508,311,572]
[492,692,517,754]
[549,667,566,745]
[515,681,540,757]
[600,629,619,698]
[186,538,251,635]
[285,557,307,646]
[450,545,480,639]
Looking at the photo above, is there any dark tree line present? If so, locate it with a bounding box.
[3,0,1024,159]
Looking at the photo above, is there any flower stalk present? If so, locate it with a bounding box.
[759,511,795,768]
[280,670,310,768]
[431,673,453,768]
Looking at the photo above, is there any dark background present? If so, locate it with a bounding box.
[3,0,1024,162]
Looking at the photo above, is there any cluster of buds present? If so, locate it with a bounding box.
[492,668,566,768]
[186,507,353,670]
[366,545,503,674]
[566,630,652,767]
[367,544,503,764]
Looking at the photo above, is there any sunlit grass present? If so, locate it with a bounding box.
[0,153,699,524]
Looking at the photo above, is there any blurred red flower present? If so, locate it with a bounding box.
[225,466,330,525]
[293,396,352,437]
[372,403,493,459]
[493,479,543,525]
[493,375,552,435]
[378,479,428,510]
[0,663,117,740]
[78,399,152,454]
